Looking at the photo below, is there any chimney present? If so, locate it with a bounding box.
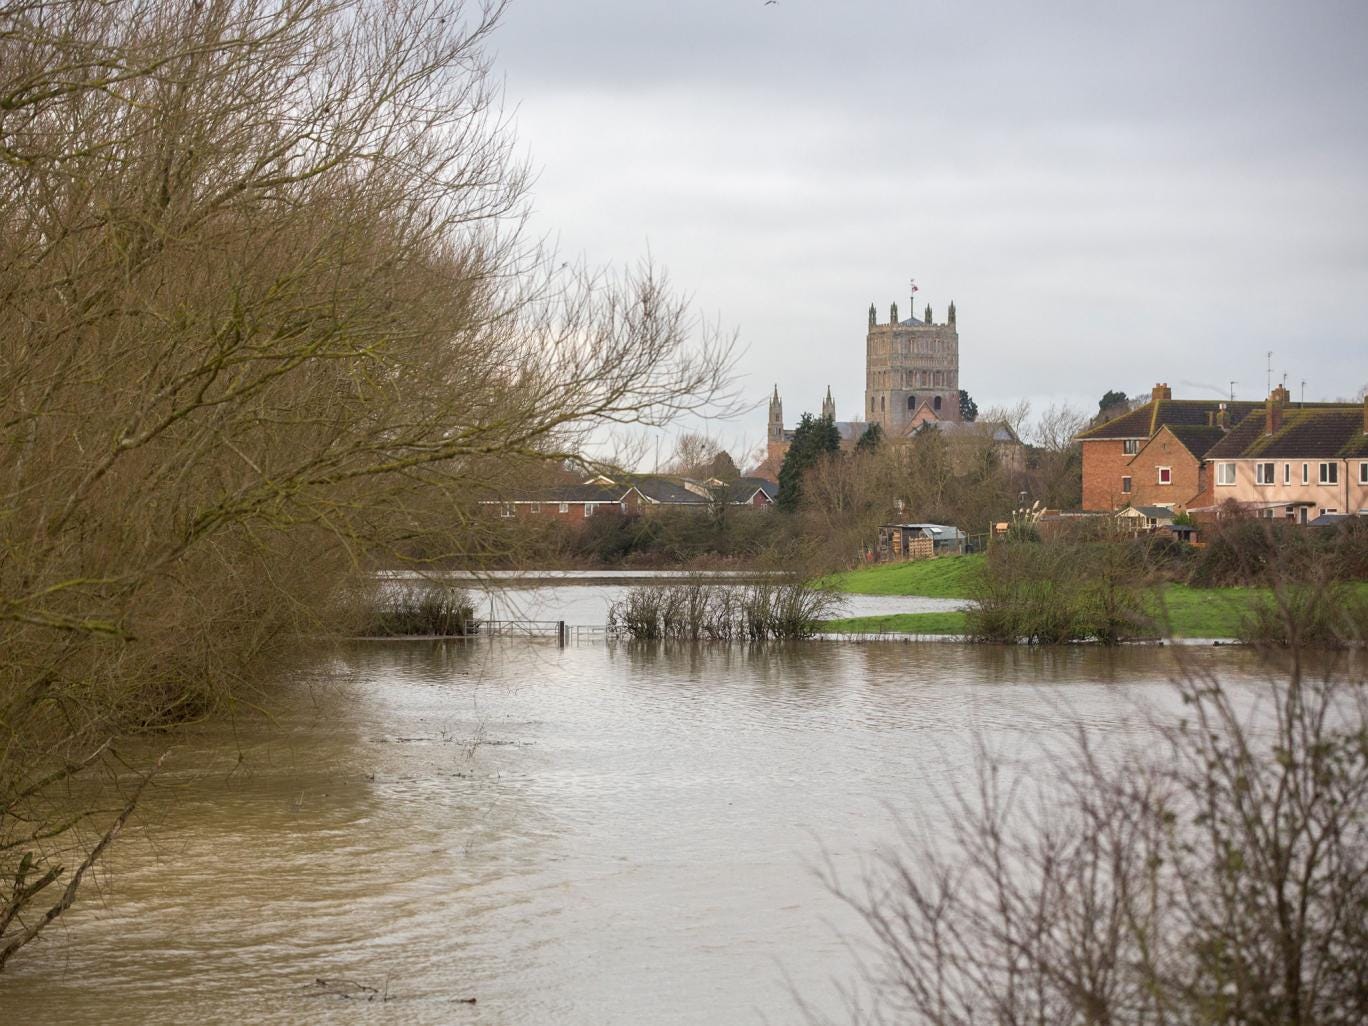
[1217,401,1229,430]
[1151,382,1172,403]
[1265,385,1289,435]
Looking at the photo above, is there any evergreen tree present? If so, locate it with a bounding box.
[856,422,884,452]
[959,389,979,422]
[1098,389,1128,414]
[777,413,841,511]
[707,450,739,481]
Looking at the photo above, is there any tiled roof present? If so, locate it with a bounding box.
[729,477,777,502]
[481,483,634,503]
[629,476,706,504]
[934,420,1021,443]
[1205,407,1368,460]
[1165,424,1229,458]
[1120,505,1175,519]
[1077,400,1262,441]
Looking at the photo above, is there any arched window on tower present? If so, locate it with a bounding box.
[880,396,886,412]
[907,394,917,411]
[933,395,942,412]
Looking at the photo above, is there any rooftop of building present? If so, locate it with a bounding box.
[1076,399,1264,442]
[1204,406,1368,460]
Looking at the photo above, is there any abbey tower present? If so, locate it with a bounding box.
[865,297,961,434]
[753,289,966,480]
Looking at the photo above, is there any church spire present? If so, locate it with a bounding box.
[821,385,835,420]
[768,385,783,442]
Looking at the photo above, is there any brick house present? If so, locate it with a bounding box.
[1076,384,1260,511]
[1192,391,1368,522]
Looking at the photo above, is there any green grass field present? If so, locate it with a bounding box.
[822,553,984,598]
[823,555,1368,639]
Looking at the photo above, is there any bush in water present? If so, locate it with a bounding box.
[363,584,480,637]
[607,581,841,640]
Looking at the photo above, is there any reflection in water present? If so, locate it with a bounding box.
[1,638,1272,1025]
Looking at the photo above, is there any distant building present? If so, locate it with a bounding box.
[865,298,962,433]
[481,474,777,522]
[755,290,971,480]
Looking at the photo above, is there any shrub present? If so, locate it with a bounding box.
[967,540,1154,644]
[362,584,480,637]
[607,581,840,640]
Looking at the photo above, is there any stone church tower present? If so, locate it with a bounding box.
[864,294,961,435]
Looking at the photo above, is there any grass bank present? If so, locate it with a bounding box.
[825,555,1368,639]
[821,554,984,598]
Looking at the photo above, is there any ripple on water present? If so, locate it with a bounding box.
[0,637,1274,1026]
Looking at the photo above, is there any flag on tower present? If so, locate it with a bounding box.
[909,279,919,294]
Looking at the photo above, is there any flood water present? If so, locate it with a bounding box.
[1,604,1273,1025]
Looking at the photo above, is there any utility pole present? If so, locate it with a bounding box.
[1229,380,1237,401]
[1301,379,1307,404]
[1266,351,1273,395]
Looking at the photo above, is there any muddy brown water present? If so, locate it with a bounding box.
[1,633,1272,1024]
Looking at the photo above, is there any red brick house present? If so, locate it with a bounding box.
[1075,384,1259,511]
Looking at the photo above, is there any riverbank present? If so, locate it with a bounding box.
[822,555,1368,639]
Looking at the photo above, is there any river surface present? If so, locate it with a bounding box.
[1,601,1274,1025]
[476,581,964,626]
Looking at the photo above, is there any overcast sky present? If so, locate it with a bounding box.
[490,0,1368,462]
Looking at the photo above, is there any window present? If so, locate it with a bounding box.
[1360,462,1368,484]
[1255,462,1275,485]
[1320,508,1337,516]
[529,502,541,513]
[1302,463,1309,484]
[500,504,514,518]
[933,395,942,412]
[1121,476,1132,494]
[1216,462,1236,486]
[907,394,917,410]
[1157,466,1172,485]
[1284,463,1291,485]
[1123,439,1140,455]
[583,502,596,517]
[1319,463,1338,485]
[559,502,569,513]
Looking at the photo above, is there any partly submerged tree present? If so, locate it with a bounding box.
[824,579,1368,1026]
[0,0,732,968]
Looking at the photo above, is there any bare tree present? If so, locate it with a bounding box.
[823,632,1367,1025]
[0,0,733,966]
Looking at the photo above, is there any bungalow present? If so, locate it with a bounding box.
[1115,504,1177,530]
[480,474,777,522]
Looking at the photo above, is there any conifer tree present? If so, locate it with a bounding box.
[777,413,841,511]
[959,389,979,422]
[856,422,884,452]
